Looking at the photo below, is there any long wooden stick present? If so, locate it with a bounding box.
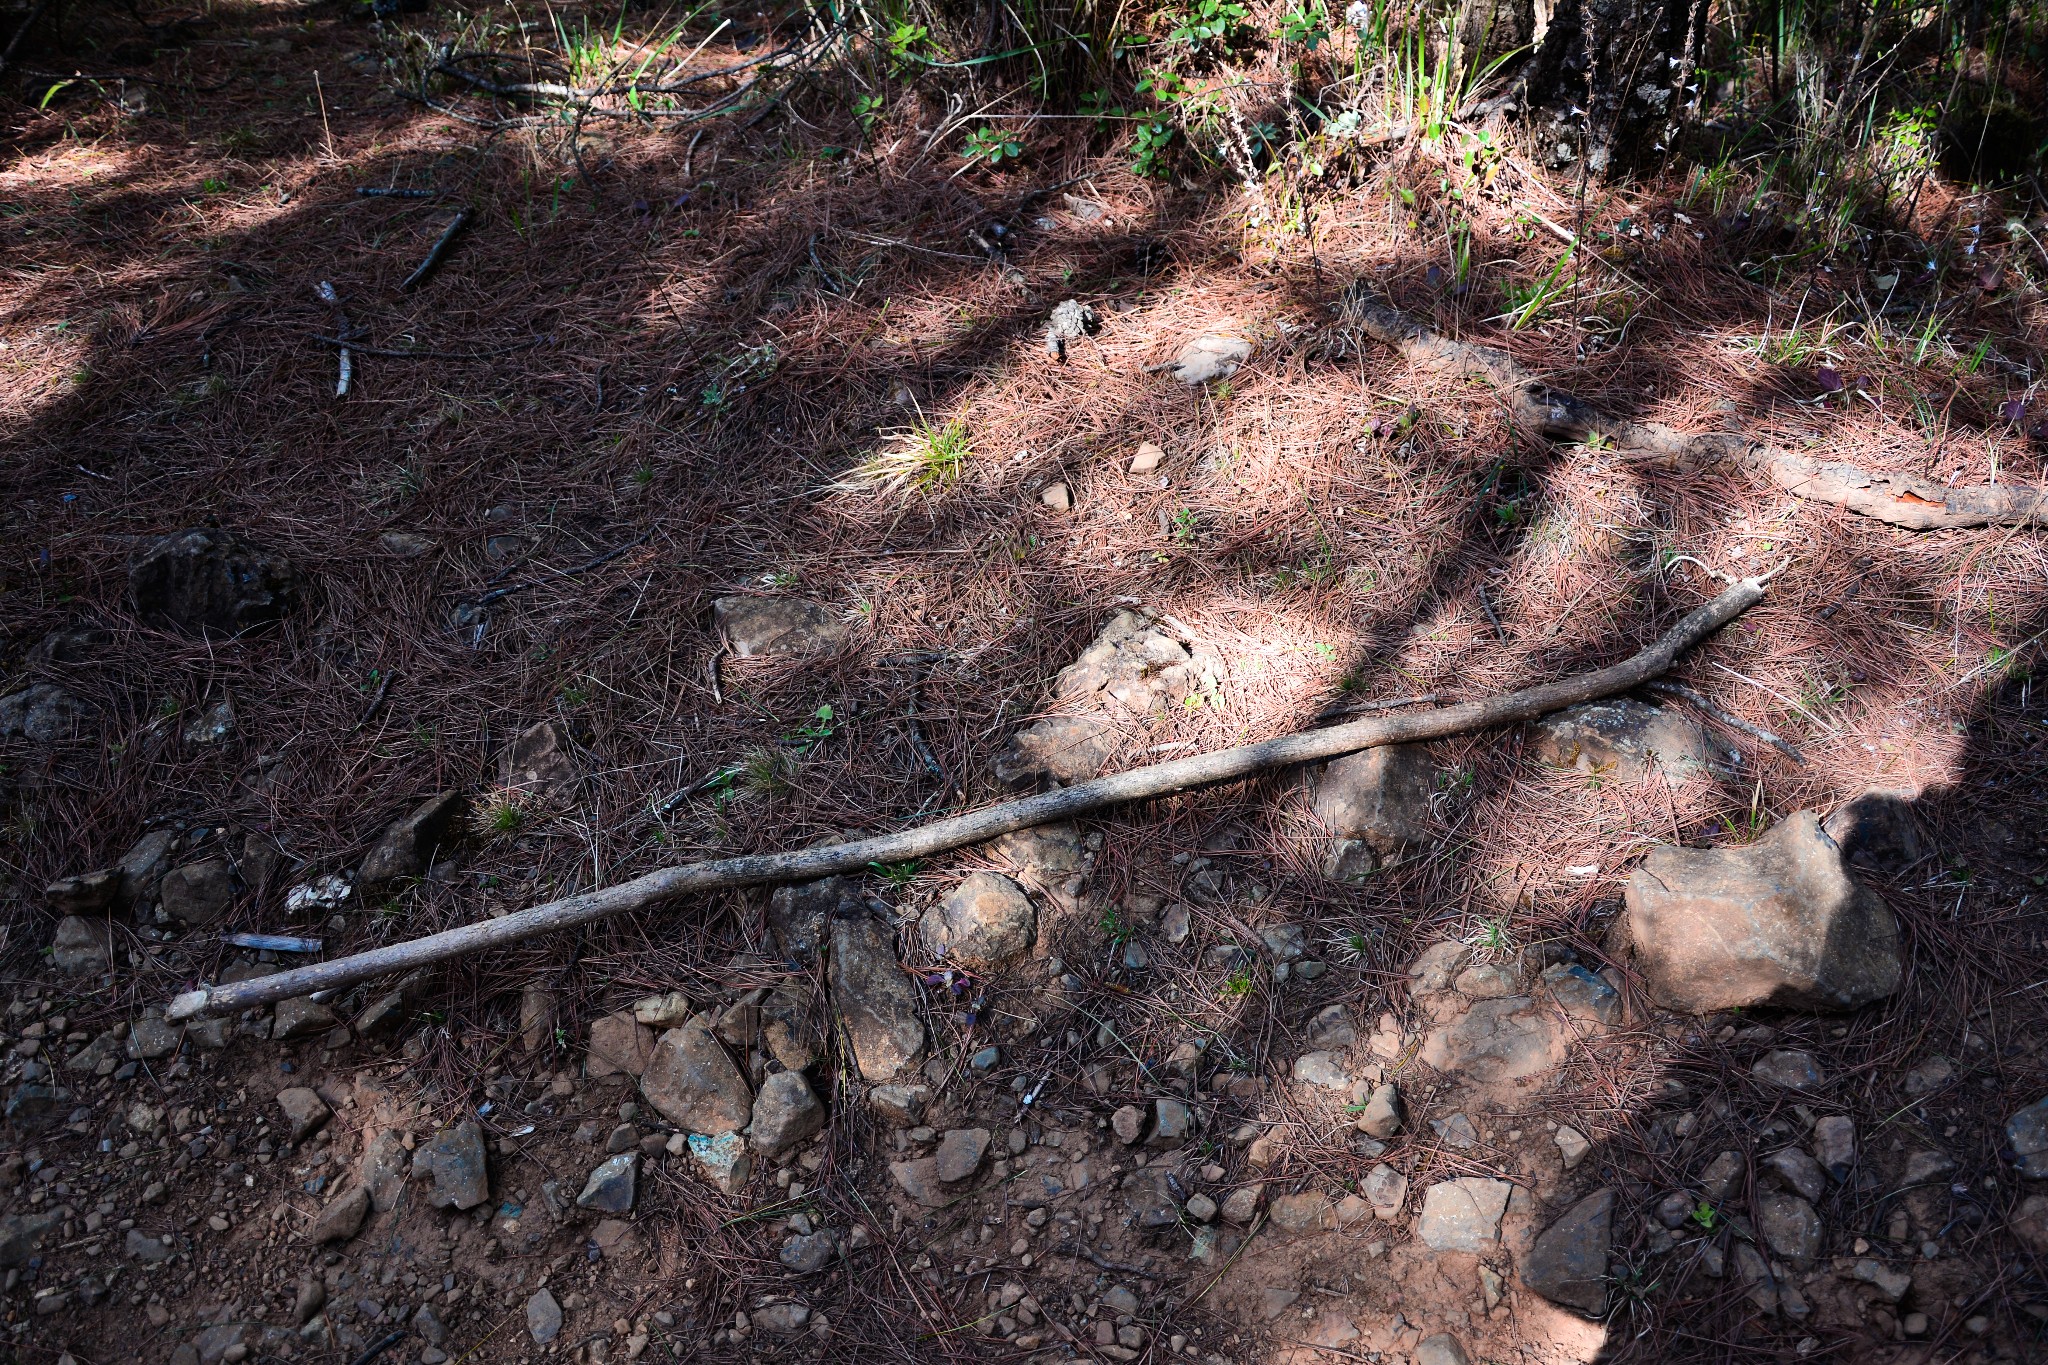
[1342,288,2048,532]
[166,577,1767,1022]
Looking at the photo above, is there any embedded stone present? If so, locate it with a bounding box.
[2007,1096,2048,1178]
[1313,743,1436,876]
[576,1154,638,1212]
[934,1128,991,1184]
[130,528,300,635]
[713,595,847,658]
[750,1070,825,1157]
[308,1186,370,1244]
[587,1012,656,1079]
[1755,1190,1823,1261]
[639,1016,753,1134]
[275,1087,331,1143]
[358,791,467,889]
[1415,1177,1511,1252]
[921,872,1037,967]
[1531,699,1714,785]
[828,915,926,1082]
[1822,790,1927,873]
[161,858,236,926]
[499,720,578,793]
[413,1121,490,1210]
[1521,1189,1614,1315]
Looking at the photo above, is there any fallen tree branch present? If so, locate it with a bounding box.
[165,576,1767,1022]
[1340,287,2048,531]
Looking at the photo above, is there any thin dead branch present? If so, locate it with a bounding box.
[167,576,1767,1021]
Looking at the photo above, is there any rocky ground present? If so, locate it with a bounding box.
[7,575,2048,1365]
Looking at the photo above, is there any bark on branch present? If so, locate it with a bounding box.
[1341,288,2048,532]
[166,577,1768,1023]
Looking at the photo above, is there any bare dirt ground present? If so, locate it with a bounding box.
[3,2,2048,1364]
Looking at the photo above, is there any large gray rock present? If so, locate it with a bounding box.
[586,1012,656,1079]
[116,829,178,907]
[921,872,1036,967]
[361,1131,411,1211]
[828,915,926,1082]
[161,857,236,925]
[712,596,847,658]
[45,868,120,915]
[1313,743,1435,881]
[1414,1335,1471,1365]
[130,528,300,635]
[1531,699,1715,786]
[276,1087,331,1143]
[526,1289,563,1344]
[1521,1189,1613,1315]
[2007,1096,2048,1178]
[414,1121,490,1210]
[1622,812,1901,1013]
[750,1071,825,1157]
[1415,1177,1512,1252]
[49,915,109,974]
[993,714,1116,786]
[934,1128,991,1184]
[0,684,89,742]
[576,1154,637,1212]
[1822,790,1927,874]
[767,876,856,964]
[358,791,467,889]
[640,1015,754,1134]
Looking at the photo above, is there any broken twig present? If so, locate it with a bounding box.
[165,577,1767,1022]
[1639,679,1803,764]
[314,281,351,396]
[400,208,471,291]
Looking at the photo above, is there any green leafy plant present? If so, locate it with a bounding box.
[1172,507,1199,543]
[869,859,921,888]
[1220,965,1255,998]
[1129,115,1177,177]
[883,19,929,72]
[961,126,1025,169]
[1168,0,1249,53]
[1098,905,1132,946]
[1277,2,1328,49]
[853,92,885,135]
[1687,1202,1718,1232]
[484,799,525,835]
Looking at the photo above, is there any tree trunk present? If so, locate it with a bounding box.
[1509,0,1711,176]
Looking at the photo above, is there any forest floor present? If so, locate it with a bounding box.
[3,2,2048,1364]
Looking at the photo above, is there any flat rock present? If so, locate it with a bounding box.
[161,858,236,925]
[276,1087,332,1143]
[130,528,299,635]
[1555,1126,1592,1169]
[354,970,430,1038]
[1152,1098,1196,1146]
[125,1228,174,1262]
[1268,1191,1335,1234]
[413,1121,490,1210]
[994,714,1117,786]
[1753,1049,1825,1090]
[46,869,120,915]
[127,1014,182,1060]
[1313,743,1435,880]
[1521,1189,1614,1315]
[987,823,1087,886]
[499,720,577,793]
[527,1288,563,1344]
[1305,1004,1357,1050]
[1419,996,1563,1087]
[750,1070,824,1157]
[2011,1195,2048,1252]
[272,996,340,1041]
[308,1186,370,1244]
[640,1015,753,1134]
[361,1131,410,1212]
[1623,812,1901,1013]
[828,915,926,1082]
[713,596,847,657]
[1756,1190,1823,1260]
[921,872,1036,967]
[767,876,856,964]
[117,830,177,906]
[1415,1177,1512,1252]
[934,1128,991,1183]
[358,791,466,889]
[576,1154,638,1212]
[587,1011,656,1079]
[1120,1167,1180,1228]
[2007,1096,2048,1178]
[1292,1051,1351,1090]
[1541,963,1621,1025]
[632,990,694,1029]
[1823,790,1927,873]
[1531,698,1714,786]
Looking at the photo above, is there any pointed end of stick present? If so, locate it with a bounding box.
[166,988,211,1023]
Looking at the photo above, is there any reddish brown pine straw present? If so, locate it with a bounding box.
[1,4,2045,1364]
